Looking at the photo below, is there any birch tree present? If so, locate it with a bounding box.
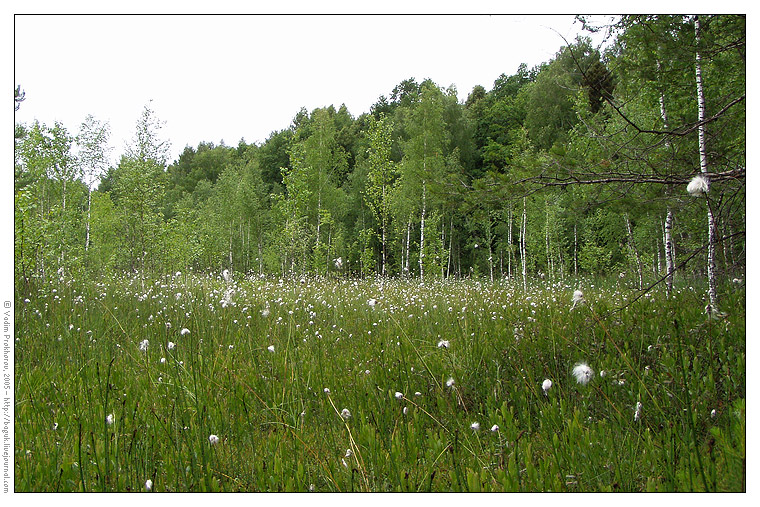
[76,115,111,254]
[401,82,447,280]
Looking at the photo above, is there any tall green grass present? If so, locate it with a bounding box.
[14,273,745,491]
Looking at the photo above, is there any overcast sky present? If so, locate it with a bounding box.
[14,13,614,164]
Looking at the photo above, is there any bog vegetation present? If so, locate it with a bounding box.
[14,15,745,492]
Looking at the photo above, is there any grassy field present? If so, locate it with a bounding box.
[14,272,745,492]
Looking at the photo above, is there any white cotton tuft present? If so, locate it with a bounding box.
[687,174,710,196]
[573,363,594,385]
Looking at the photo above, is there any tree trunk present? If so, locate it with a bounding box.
[507,207,513,278]
[664,209,675,295]
[447,216,454,278]
[85,187,92,253]
[658,57,676,297]
[574,223,578,277]
[419,181,427,280]
[521,197,527,291]
[544,200,551,281]
[404,215,412,277]
[625,213,644,290]
[695,15,719,313]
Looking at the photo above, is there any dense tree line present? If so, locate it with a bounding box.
[15,15,745,310]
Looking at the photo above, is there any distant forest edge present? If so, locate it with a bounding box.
[14,15,745,310]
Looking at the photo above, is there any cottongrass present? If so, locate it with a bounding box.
[572,363,594,385]
[571,290,584,310]
[634,402,643,422]
[687,174,710,196]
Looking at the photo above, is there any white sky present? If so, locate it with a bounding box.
[13,12,615,163]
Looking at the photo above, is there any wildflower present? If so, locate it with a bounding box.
[340,408,352,420]
[223,269,231,283]
[367,298,378,308]
[572,363,594,385]
[209,434,220,445]
[445,377,456,388]
[180,328,190,336]
[571,290,584,310]
[145,479,153,491]
[106,413,115,425]
[687,174,709,196]
[395,391,404,400]
[491,424,499,432]
[160,357,166,364]
[542,379,552,394]
[138,339,149,352]
[634,402,643,421]
[267,345,275,353]
[711,409,717,419]
[470,422,480,432]
[324,388,331,394]
[437,339,450,349]
[345,448,353,458]
[261,308,270,317]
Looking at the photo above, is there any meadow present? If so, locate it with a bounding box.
[14,272,745,492]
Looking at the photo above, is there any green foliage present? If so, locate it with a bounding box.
[13,16,745,293]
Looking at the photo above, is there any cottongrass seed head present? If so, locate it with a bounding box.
[138,339,149,352]
[634,402,643,421]
[470,422,480,432]
[340,408,352,420]
[687,174,710,196]
[571,289,584,310]
[144,479,153,491]
[209,434,220,445]
[542,378,553,394]
[573,363,594,385]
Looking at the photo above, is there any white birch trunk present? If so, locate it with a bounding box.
[404,215,412,277]
[695,15,719,312]
[664,210,674,294]
[419,181,427,280]
[625,213,644,290]
[507,207,513,278]
[521,197,527,292]
[658,58,676,296]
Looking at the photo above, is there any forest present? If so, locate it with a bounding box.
[14,15,745,309]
